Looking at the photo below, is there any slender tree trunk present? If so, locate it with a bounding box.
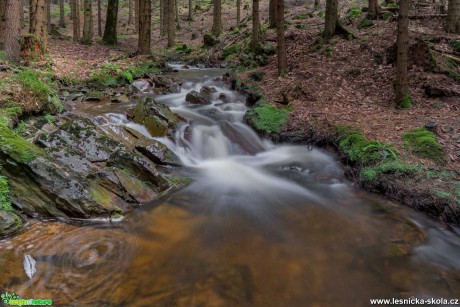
[269,0,276,28]
[46,0,51,31]
[188,0,192,21]
[323,0,338,39]
[236,0,241,27]
[128,0,133,26]
[4,0,21,63]
[71,0,80,40]
[252,0,259,51]
[367,0,380,19]
[446,0,460,33]
[277,0,286,75]
[175,0,180,30]
[134,0,139,33]
[97,0,102,36]
[160,0,166,36]
[102,0,118,45]
[138,0,151,53]
[59,0,65,26]
[212,0,221,36]
[30,0,48,52]
[20,0,25,26]
[0,1,6,49]
[81,0,92,43]
[314,0,320,9]
[167,0,174,47]
[395,0,409,107]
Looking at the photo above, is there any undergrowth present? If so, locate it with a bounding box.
[246,99,291,134]
[402,128,444,163]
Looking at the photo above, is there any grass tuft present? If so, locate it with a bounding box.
[402,128,444,163]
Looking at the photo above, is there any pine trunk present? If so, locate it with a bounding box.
[134,0,139,33]
[212,0,221,36]
[236,0,241,27]
[97,0,102,36]
[367,0,380,19]
[314,0,320,9]
[395,0,410,107]
[128,0,133,26]
[71,0,80,41]
[167,0,174,47]
[138,0,151,54]
[252,0,259,51]
[269,0,276,28]
[188,0,192,21]
[0,1,6,49]
[82,0,92,44]
[175,0,180,30]
[102,0,118,45]
[446,0,460,33]
[59,0,65,26]
[46,0,50,31]
[30,0,48,52]
[323,0,338,39]
[4,0,21,63]
[277,0,286,75]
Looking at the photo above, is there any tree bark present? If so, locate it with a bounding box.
[188,0,192,21]
[0,1,6,49]
[323,0,338,39]
[175,0,180,30]
[128,0,133,26]
[314,0,320,9]
[236,0,241,27]
[134,0,139,33]
[446,0,460,33]
[30,0,48,52]
[59,0,65,26]
[81,0,92,44]
[3,0,21,63]
[102,0,118,45]
[252,0,259,51]
[269,0,277,28]
[167,0,175,47]
[160,0,165,36]
[277,0,286,75]
[138,0,151,54]
[367,0,380,19]
[395,0,410,107]
[46,0,51,31]
[71,0,80,41]
[97,0,102,36]
[212,0,221,36]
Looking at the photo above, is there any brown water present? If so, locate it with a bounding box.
[1,66,460,306]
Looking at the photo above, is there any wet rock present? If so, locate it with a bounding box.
[135,139,182,166]
[218,93,229,103]
[111,94,130,104]
[199,86,217,102]
[0,210,22,237]
[85,91,106,102]
[186,90,208,104]
[133,97,180,137]
[147,74,181,94]
[132,79,152,92]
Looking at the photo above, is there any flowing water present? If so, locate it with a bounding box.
[1,65,460,306]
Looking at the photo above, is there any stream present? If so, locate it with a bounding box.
[1,65,460,306]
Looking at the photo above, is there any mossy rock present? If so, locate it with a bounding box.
[403,128,444,163]
[0,210,23,237]
[144,115,168,137]
[203,33,218,47]
[246,101,290,134]
[360,160,418,183]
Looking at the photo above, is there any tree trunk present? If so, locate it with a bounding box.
[212,0,221,36]
[30,0,48,52]
[277,0,286,75]
[367,0,380,19]
[20,0,25,26]
[59,0,65,26]
[167,0,175,47]
[175,0,180,30]
[3,0,21,63]
[269,0,276,28]
[102,0,118,45]
[128,0,133,26]
[252,0,259,51]
[138,0,151,54]
[323,0,338,39]
[134,0,139,33]
[0,1,6,49]
[47,0,51,31]
[395,0,410,107]
[71,0,80,41]
[446,0,460,33]
[236,0,241,27]
[314,0,320,9]
[97,0,102,36]
[188,0,192,21]
[81,0,92,44]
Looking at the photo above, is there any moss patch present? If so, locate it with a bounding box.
[0,125,44,163]
[0,176,12,211]
[402,128,443,163]
[360,160,418,182]
[246,100,290,134]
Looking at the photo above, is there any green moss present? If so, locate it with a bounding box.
[335,126,398,164]
[15,69,56,100]
[398,94,412,109]
[295,24,309,30]
[175,44,192,55]
[0,125,44,163]
[246,101,290,134]
[293,13,312,19]
[358,19,374,28]
[360,160,418,182]
[450,40,460,53]
[223,44,241,59]
[203,33,218,47]
[0,176,12,211]
[346,6,363,19]
[403,128,443,163]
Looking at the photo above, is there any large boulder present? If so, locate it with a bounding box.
[132,97,180,137]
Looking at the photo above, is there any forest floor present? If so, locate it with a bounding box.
[2,0,460,224]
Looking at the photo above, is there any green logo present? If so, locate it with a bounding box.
[1,291,53,306]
